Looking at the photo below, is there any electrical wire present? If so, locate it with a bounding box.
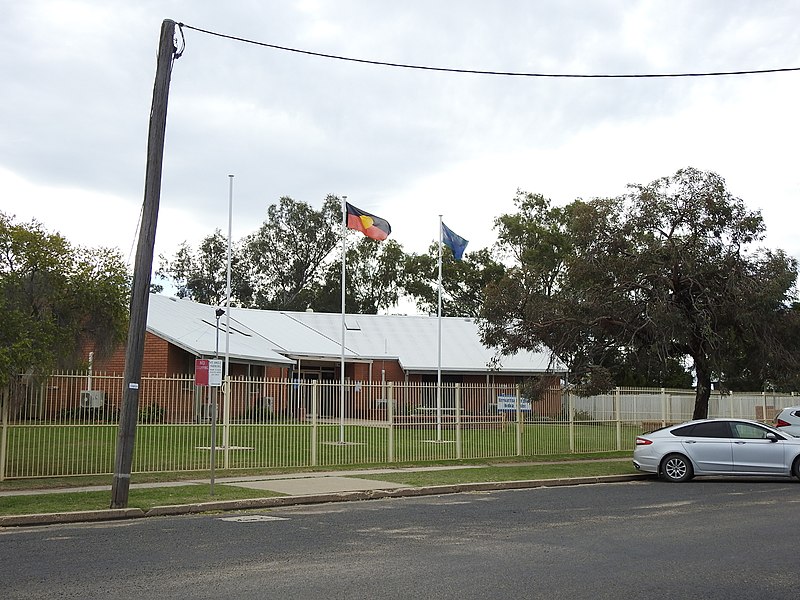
[177,22,800,79]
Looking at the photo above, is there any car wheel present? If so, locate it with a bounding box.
[661,454,694,483]
[793,457,800,481]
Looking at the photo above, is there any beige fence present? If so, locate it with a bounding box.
[1,372,796,480]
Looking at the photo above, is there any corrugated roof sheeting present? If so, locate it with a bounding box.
[289,311,562,373]
[147,295,294,365]
[146,294,566,374]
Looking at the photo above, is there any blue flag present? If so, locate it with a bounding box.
[442,222,469,260]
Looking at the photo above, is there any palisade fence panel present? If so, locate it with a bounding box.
[1,373,797,480]
[571,388,799,426]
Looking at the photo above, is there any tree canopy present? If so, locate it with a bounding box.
[0,213,129,385]
[403,245,506,318]
[156,229,252,307]
[316,237,407,314]
[243,195,341,311]
[158,196,342,311]
[482,168,799,417]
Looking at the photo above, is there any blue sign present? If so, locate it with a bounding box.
[497,394,532,412]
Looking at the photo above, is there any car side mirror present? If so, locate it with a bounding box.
[766,432,779,443]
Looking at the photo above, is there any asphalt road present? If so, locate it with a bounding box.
[2,478,799,599]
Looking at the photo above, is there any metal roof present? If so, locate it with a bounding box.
[147,294,566,374]
[147,295,295,365]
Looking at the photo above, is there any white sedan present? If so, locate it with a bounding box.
[633,418,800,482]
[774,406,800,437]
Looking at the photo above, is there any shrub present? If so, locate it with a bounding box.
[138,402,165,424]
[60,406,120,423]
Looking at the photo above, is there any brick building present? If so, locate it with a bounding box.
[92,294,566,384]
[86,294,567,419]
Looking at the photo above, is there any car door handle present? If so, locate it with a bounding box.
[734,441,746,444]
[685,440,696,444]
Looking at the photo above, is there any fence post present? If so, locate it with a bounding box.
[387,382,394,463]
[515,385,522,456]
[455,383,462,460]
[660,388,667,427]
[729,391,734,418]
[614,387,621,451]
[568,388,575,453]
[223,376,231,470]
[0,386,8,481]
[761,391,767,424]
[40,380,46,423]
[311,381,318,467]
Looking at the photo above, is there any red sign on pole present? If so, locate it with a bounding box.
[195,359,223,387]
[195,359,210,386]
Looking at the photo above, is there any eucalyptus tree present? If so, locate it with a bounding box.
[482,168,798,417]
[243,195,340,311]
[404,245,506,318]
[315,237,407,314]
[158,196,341,311]
[157,229,251,306]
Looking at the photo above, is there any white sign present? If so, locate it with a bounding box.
[208,359,223,387]
[497,394,532,412]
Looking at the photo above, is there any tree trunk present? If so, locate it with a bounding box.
[692,360,712,419]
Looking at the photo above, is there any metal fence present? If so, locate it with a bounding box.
[1,372,796,480]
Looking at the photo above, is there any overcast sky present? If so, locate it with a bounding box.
[2,1,799,303]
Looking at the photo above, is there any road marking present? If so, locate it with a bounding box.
[634,501,694,509]
[220,515,289,523]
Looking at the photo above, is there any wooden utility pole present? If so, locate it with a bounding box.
[110,19,178,508]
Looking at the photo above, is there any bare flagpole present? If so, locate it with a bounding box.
[223,174,233,467]
[339,195,348,444]
[437,215,443,441]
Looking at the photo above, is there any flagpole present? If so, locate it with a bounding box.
[223,174,233,467]
[437,215,443,441]
[339,195,348,444]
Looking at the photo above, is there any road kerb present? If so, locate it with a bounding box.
[1,474,651,528]
[0,508,145,527]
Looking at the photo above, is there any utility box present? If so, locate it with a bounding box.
[80,390,105,408]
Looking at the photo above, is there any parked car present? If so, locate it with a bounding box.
[633,418,800,482]
[774,406,800,437]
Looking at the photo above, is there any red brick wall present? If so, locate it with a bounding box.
[351,363,370,380]
[373,360,405,382]
[167,343,196,375]
[87,332,194,376]
[90,334,297,378]
[266,365,288,378]
[87,341,125,374]
[335,361,407,383]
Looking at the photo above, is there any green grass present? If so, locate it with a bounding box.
[0,455,639,518]
[359,460,638,486]
[0,484,283,516]
[3,422,642,478]
[0,450,631,492]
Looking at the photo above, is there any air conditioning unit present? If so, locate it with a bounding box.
[80,390,105,408]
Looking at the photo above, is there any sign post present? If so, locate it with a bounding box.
[196,359,223,494]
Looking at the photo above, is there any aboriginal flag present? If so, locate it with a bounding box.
[345,202,391,241]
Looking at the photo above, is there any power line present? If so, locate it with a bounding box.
[178,22,800,79]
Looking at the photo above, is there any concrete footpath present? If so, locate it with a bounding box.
[0,461,649,528]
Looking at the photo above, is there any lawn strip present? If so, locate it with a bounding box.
[0,485,283,517]
[358,461,637,486]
